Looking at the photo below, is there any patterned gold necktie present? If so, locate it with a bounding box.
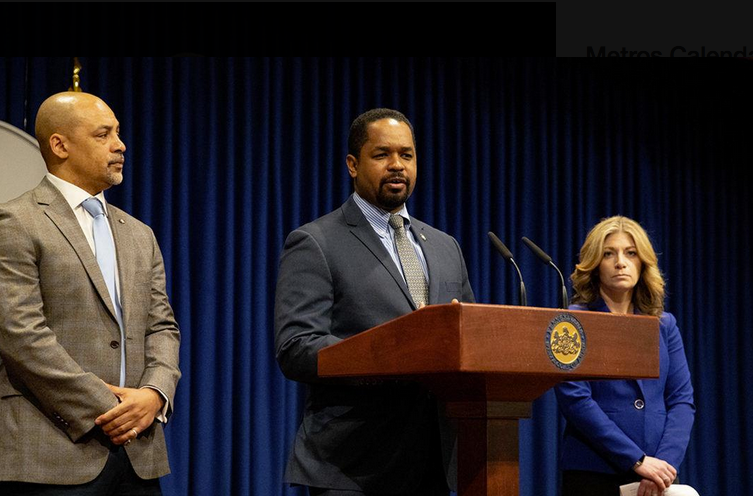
[389,214,429,308]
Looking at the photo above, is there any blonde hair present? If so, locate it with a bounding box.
[571,216,665,316]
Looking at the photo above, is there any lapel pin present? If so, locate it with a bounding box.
[420,233,426,241]
[118,219,125,224]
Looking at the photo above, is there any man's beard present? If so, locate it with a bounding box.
[377,178,411,211]
[106,168,124,186]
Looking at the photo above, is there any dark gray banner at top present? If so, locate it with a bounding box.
[556,1,752,57]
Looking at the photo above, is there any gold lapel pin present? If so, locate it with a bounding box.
[118,219,125,224]
[420,233,426,241]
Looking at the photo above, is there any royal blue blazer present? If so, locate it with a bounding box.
[554,299,695,474]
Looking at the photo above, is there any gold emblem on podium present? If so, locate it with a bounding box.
[545,314,586,370]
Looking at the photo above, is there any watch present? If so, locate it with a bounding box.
[632,454,646,471]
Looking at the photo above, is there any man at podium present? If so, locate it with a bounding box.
[274,108,475,495]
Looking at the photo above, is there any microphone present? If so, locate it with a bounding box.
[521,236,569,309]
[487,232,527,306]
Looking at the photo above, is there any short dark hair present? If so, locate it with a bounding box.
[347,108,416,158]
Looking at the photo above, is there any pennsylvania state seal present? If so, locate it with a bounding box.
[545,313,586,371]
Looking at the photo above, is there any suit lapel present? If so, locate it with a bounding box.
[35,178,120,323]
[342,197,415,309]
[593,298,648,395]
[108,206,134,336]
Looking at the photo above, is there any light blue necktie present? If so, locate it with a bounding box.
[81,197,125,387]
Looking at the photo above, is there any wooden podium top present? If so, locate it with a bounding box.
[318,303,660,402]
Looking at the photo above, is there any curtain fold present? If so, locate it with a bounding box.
[1,57,750,496]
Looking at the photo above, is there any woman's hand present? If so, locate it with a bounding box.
[634,456,677,494]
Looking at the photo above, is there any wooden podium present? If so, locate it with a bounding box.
[318,303,660,496]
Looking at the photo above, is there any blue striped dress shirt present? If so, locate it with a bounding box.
[352,192,429,283]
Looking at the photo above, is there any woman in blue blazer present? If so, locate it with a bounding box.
[555,216,695,496]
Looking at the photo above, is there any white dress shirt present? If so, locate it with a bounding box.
[46,173,169,422]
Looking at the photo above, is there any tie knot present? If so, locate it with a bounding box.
[388,214,405,230]
[81,197,105,218]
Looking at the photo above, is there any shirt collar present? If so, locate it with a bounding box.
[352,192,411,237]
[46,173,109,214]
[588,296,641,315]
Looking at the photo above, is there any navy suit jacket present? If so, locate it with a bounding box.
[274,196,475,493]
[555,300,695,474]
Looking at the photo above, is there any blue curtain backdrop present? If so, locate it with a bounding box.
[1,57,751,495]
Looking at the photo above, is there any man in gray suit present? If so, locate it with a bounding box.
[275,108,475,495]
[0,92,180,494]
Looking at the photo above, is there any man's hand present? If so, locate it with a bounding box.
[634,456,677,494]
[95,384,165,445]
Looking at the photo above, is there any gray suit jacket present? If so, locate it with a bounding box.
[0,177,181,484]
[275,196,475,493]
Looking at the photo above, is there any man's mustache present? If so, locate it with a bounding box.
[109,155,125,165]
[381,174,409,186]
